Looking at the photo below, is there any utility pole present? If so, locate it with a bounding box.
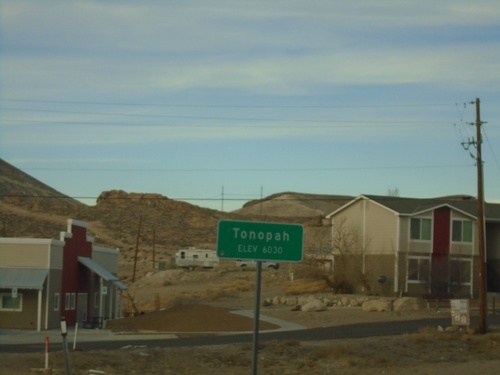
[221,186,224,212]
[132,214,142,283]
[463,98,487,333]
[152,227,156,270]
[474,98,487,334]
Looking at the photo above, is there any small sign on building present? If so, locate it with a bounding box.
[450,299,470,326]
[101,286,108,295]
[11,287,18,299]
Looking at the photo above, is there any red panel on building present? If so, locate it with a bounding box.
[433,206,451,257]
[431,206,451,297]
[61,221,93,325]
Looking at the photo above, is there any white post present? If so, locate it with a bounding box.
[37,289,43,332]
[108,285,114,321]
[73,323,78,350]
[45,336,49,370]
[99,278,104,325]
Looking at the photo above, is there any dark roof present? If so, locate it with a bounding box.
[362,195,500,221]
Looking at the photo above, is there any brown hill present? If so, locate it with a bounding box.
[0,158,84,213]
[0,159,347,281]
[235,191,353,217]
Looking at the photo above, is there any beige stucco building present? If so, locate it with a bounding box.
[326,195,500,298]
[0,219,126,331]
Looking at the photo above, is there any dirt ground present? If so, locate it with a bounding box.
[1,267,499,375]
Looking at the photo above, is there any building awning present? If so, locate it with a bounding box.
[113,280,128,290]
[78,257,127,290]
[0,268,48,289]
[78,257,118,281]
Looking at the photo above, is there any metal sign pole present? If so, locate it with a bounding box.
[251,260,263,375]
[60,318,71,375]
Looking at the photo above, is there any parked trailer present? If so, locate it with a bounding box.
[174,248,219,269]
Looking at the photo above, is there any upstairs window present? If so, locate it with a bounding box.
[410,218,432,240]
[452,220,473,242]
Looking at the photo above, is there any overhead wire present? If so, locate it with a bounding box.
[0,98,455,109]
[483,127,500,172]
[0,106,453,125]
[1,118,449,128]
[20,164,473,173]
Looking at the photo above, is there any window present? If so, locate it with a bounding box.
[65,293,71,310]
[408,257,430,283]
[70,293,76,310]
[94,292,99,308]
[449,258,472,286]
[64,293,76,310]
[452,220,473,242]
[0,293,23,311]
[410,218,432,240]
[54,293,60,311]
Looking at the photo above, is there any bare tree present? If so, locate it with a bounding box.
[293,225,333,281]
[387,187,400,197]
[331,218,371,294]
[448,256,471,296]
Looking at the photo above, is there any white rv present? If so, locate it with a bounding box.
[174,248,219,269]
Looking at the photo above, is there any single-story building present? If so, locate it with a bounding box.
[326,195,500,298]
[0,219,127,331]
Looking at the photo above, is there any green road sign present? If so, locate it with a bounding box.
[217,220,303,262]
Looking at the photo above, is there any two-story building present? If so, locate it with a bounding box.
[0,219,127,331]
[326,195,500,298]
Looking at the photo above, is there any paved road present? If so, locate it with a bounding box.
[2,315,498,353]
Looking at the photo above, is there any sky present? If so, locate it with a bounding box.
[1,0,499,212]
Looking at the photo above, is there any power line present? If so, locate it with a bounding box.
[1,118,449,128]
[0,107,453,125]
[483,127,500,171]
[20,164,473,173]
[0,98,455,109]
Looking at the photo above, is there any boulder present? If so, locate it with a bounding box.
[301,299,327,312]
[297,296,308,305]
[339,296,351,306]
[393,297,422,312]
[362,299,392,312]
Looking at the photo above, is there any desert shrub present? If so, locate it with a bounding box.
[291,257,328,279]
[325,276,353,294]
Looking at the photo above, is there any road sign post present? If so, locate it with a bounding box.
[217,220,303,375]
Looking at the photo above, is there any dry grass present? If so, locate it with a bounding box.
[2,331,500,375]
[192,279,255,301]
[282,278,329,295]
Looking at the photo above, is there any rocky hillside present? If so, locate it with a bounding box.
[1,158,347,279]
[236,191,353,217]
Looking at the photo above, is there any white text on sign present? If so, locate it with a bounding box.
[232,228,290,242]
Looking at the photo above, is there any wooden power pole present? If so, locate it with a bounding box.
[474,98,487,334]
[132,215,142,283]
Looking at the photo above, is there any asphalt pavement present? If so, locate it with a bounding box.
[1,311,498,354]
